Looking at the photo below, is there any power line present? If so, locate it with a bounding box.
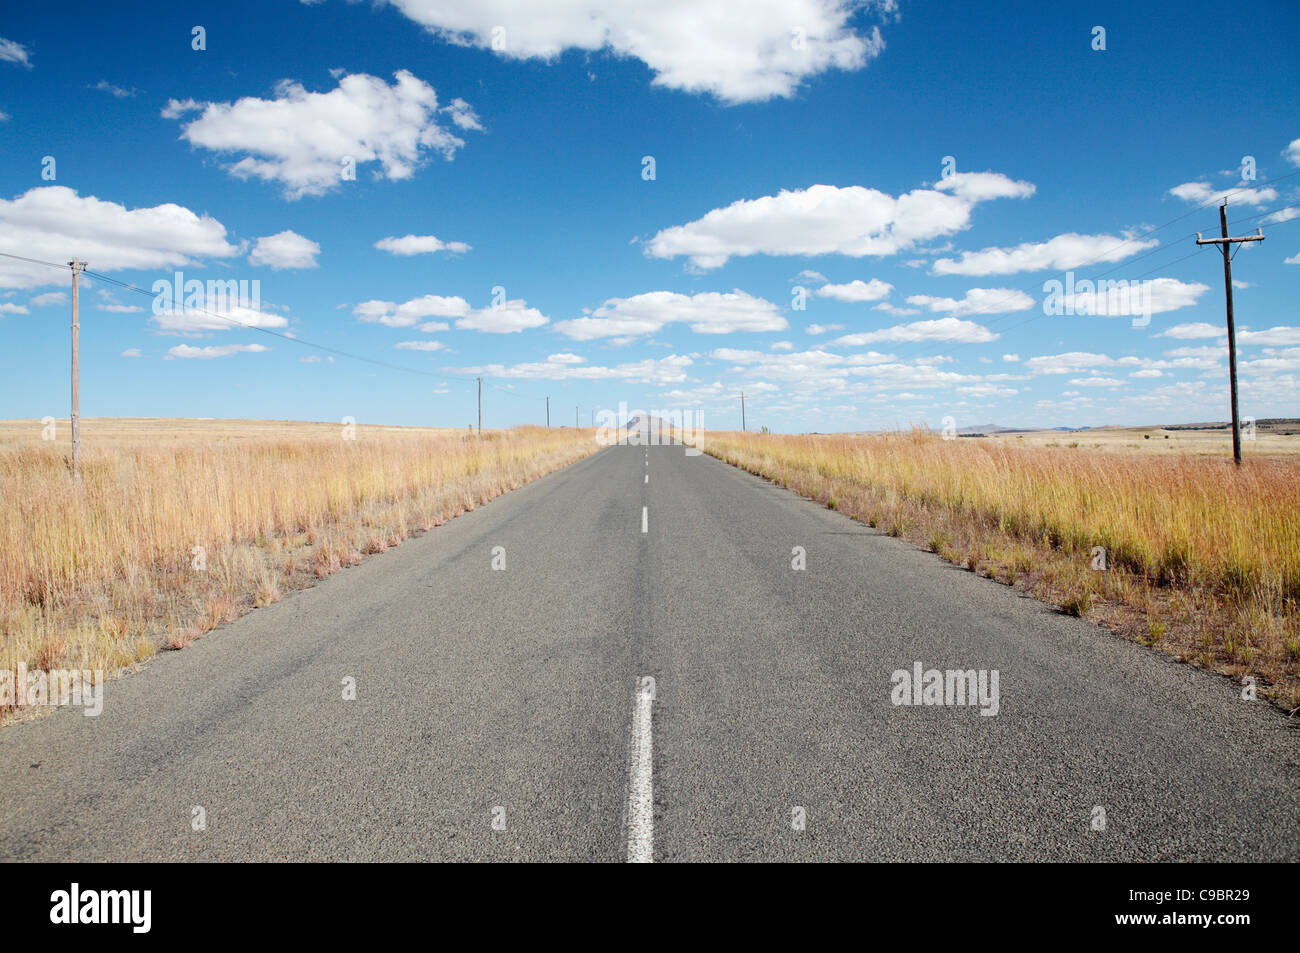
[877,168,1300,367]
[8,172,1296,418]
[88,269,570,408]
[966,246,1208,347]
[0,250,554,407]
[85,268,487,387]
[1229,203,1299,228]
[1256,214,1300,232]
[979,219,1294,351]
[883,241,1210,369]
[0,251,74,273]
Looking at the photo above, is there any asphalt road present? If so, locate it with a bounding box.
[2,443,1297,861]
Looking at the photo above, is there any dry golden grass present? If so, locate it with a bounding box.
[702,429,1300,708]
[1,418,596,720]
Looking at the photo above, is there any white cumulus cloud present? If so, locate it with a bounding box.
[0,38,31,68]
[353,292,544,332]
[814,278,893,302]
[1168,181,1278,208]
[454,299,549,333]
[354,294,471,327]
[167,343,269,359]
[1023,352,1123,375]
[1068,376,1124,387]
[249,230,320,269]
[1051,277,1209,317]
[378,0,893,103]
[931,171,1035,203]
[873,302,920,316]
[0,187,239,289]
[644,177,1031,270]
[164,71,478,199]
[1157,322,1223,339]
[555,290,786,340]
[152,304,289,334]
[1239,326,1300,346]
[931,232,1159,276]
[374,234,471,256]
[830,317,998,345]
[905,287,1035,317]
[446,354,693,384]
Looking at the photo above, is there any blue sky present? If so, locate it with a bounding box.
[1,0,1297,432]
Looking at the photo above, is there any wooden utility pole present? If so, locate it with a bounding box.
[546,396,550,428]
[740,391,746,432]
[575,406,578,428]
[476,377,482,435]
[69,259,86,481]
[1196,204,1264,465]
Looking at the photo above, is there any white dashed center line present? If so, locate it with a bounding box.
[641,506,648,534]
[627,677,655,863]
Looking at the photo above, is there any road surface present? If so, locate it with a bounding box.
[2,444,1297,861]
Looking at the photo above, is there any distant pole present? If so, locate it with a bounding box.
[575,406,578,428]
[740,392,746,432]
[546,396,550,428]
[69,258,86,481]
[1196,204,1265,465]
[477,377,482,436]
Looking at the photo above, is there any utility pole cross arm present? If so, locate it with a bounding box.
[1196,228,1264,246]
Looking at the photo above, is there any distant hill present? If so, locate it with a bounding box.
[955,423,1082,435]
[623,414,681,438]
[625,414,668,430]
[955,423,1024,435]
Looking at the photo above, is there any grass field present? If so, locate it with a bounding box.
[7,416,1298,720]
[0,418,597,720]
[704,428,1300,708]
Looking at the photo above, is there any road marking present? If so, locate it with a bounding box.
[641,506,648,533]
[627,677,654,863]
[644,473,648,484]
